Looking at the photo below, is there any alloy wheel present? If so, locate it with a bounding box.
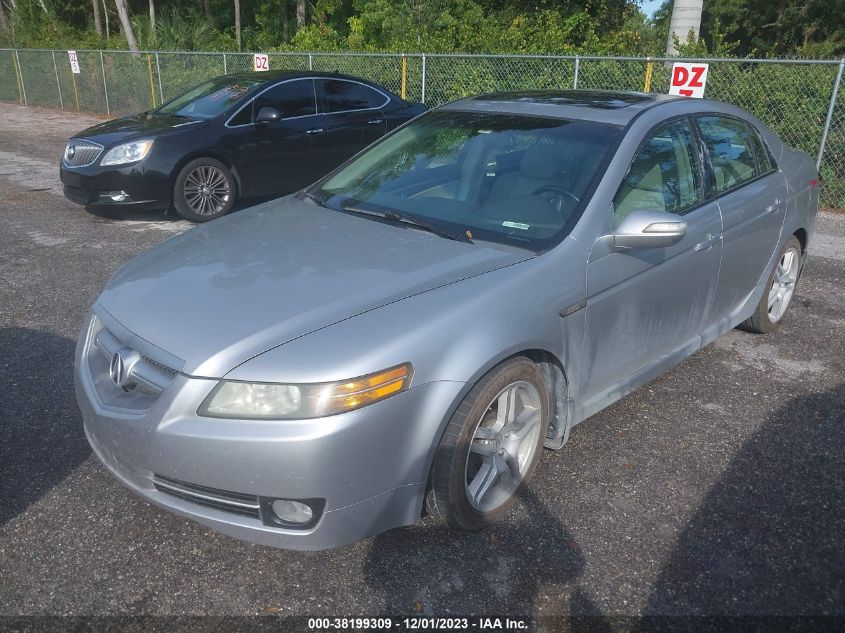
[464,380,543,512]
[184,165,231,216]
[767,246,800,323]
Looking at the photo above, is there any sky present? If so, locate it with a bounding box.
[640,0,664,18]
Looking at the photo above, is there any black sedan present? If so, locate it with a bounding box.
[59,71,426,221]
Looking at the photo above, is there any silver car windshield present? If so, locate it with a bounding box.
[314,110,622,250]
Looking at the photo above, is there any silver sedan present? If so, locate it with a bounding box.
[75,90,819,550]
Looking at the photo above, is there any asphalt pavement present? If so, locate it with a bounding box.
[0,102,842,621]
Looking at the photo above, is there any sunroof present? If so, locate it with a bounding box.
[472,90,657,109]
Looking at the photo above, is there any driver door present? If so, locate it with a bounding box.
[580,118,723,401]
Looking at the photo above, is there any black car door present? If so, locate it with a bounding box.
[315,79,388,165]
[229,79,326,196]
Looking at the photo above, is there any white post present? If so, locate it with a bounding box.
[421,54,426,103]
[156,52,164,104]
[52,50,64,109]
[222,52,227,74]
[100,50,110,114]
[309,53,313,70]
[573,55,580,89]
[15,50,28,106]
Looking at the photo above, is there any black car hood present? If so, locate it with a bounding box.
[74,112,205,146]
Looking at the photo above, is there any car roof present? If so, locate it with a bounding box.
[222,70,377,84]
[441,90,684,126]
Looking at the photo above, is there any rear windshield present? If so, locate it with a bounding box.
[313,110,622,251]
[156,76,263,120]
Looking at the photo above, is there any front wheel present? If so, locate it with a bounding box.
[427,357,550,530]
[173,158,236,222]
[739,235,802,333]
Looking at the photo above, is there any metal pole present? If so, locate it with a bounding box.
[222,52,227,74]
[308,53,313,70]
[15,50,28,106]
[573,55,580,89]
[817,58,844,170]
[52,50,64,109]
[421,53,426,103]
[156,52,164,104]
[100,50,110,114]
[400,53,407,100]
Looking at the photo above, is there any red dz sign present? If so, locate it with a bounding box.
[669,63,709,98]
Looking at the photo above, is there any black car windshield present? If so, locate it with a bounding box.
[156,76,263,120]
[313,110,622,250]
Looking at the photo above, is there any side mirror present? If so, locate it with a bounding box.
[613,209,687,250]
[255,106,281,123]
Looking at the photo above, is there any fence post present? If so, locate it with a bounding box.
[51,50,64,109]
[573,55,580,89]
[14,50,28,106]
[100,50,110,114]
[643,56,654,93]
[156,52,164,104]
[146,54,157,108]
[817,58,844,170]
[421,53,426,103]
[308,53,313,70]
[401,53,407,100]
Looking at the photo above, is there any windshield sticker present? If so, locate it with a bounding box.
[502,221,530,230]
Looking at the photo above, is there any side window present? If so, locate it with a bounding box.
[613,119,703,225]
[228,102,253,126]
[253,80,316,119]
[361,85,388,109]
[318,80,371,113]
[697,116,765,193]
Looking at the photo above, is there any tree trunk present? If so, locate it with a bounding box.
[92,0,103,36]
[148,0,155,33]
[282,0,289,43]
[296,0,306,27]
[201,0,212,21]
[113,0,139,52]
[665,0,704,55]
[0,2,10,36]
[103,0,110,39]
[233,0,241,51]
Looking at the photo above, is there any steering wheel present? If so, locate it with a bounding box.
[531,185,580,218]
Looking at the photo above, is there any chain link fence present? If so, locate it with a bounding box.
[1,48,843,208]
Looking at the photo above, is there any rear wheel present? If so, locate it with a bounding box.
[739,235,802,333]
[173,158,235,222]
[427,358,550,530]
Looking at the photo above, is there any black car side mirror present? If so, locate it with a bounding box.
[256,107,281,124]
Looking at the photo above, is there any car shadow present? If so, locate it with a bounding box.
[639,383,845,621]
[0,327,90,525]
[362,486,608,621]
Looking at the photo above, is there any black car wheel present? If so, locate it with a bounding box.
[173,158,236,222]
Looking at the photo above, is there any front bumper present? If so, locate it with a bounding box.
[60,161,171,210]
[74,313,464,550]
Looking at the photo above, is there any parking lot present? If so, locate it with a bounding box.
[0,100,843,619]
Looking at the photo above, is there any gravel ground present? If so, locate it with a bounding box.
[0,102,842,621]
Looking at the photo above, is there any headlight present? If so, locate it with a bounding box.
[198,363,412,419]
[100,140,154,166]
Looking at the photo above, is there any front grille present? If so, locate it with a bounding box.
[63,184,94,203]
[153,475,261,519]
[63,139,103,167]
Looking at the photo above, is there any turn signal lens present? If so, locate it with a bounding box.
[198,363,413,419]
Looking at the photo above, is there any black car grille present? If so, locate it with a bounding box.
[153,475,261,519]
[63,139,103,167]
[63,184,94,204]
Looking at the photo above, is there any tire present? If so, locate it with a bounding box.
[173,157,236,222]
[738,235,802,334]
[426,357,550,530]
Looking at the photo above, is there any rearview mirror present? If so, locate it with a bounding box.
[613,210,687,250]
[256,107,281,123]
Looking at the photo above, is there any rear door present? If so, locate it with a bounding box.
[695,115,787,320]
[315,79,388,165]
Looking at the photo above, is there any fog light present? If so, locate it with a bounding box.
[107,190,129,202]
[271,499,313,524]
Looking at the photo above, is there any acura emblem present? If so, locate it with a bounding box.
[109,347,140,388]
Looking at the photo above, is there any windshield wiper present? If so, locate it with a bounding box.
[341,204,473,245]
[302,190,330,208]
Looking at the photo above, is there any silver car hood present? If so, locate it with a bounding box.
[97,197,531,377]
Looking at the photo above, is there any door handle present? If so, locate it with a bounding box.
[695,233,721,251]
[305,128,325,135]
[367,119,384,125]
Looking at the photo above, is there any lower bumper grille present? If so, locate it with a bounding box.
[63,183,94,204]
[153,475,261,519]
